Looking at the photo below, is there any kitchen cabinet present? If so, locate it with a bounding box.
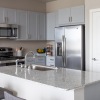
[27,11,37,40]
[0,8,5,23]
[46,56,55,67]
[58,8,70,26]
[16,11,46,40]
[27,56,46,66]
[37,13,46,40]
[16,10,28,40]
[35,56,46,66]
[0,8,16,24]
[58,5,85,26]
[4,8,16,24]
[46,12,56,40]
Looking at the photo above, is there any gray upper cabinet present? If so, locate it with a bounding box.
[58,8,70,26]
[46,12,56,40]
[71,5,85,24]
[27,11,37,40]
[0,8,5,23]
[16,10,28,40]
[0,8,16,24]
[4,8,16,24]
[37,13,46,40]
[58,5,85,26]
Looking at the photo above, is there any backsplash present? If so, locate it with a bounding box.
[0,40,46,56]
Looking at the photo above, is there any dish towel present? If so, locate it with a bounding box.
[4,92,25,100]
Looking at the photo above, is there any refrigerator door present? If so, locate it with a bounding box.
[55,27,64,67]
[65,25,83,70]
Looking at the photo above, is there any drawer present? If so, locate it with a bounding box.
[46,62,55,67]
[35,62,46,66]
[35,57,46,62]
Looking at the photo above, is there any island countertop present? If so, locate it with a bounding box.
[0,66,100,91]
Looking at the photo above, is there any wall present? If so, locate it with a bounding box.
[0,0,46,12]
[85,0,100,70]
[0,0,46,55]
[46,0,85,12]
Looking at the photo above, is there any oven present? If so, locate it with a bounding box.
[0,47,24,66]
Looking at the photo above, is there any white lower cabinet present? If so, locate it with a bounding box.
[46,56,55,67]
[27,56,46,66]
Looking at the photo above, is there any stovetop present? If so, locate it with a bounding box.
[0,56,24,61]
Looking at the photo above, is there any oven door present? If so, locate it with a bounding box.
[0,27,12,37]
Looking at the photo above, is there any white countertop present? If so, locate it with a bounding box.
[0,66,100,90]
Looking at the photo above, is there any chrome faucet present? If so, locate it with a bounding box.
[25,51,35,68]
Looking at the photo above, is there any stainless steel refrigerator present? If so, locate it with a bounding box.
[55,25,85,71]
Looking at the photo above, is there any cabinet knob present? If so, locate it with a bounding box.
[92,58,97,61]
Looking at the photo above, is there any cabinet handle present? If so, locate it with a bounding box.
[71,17,72,22]
[4,17,6,23]
[28,34,31,39]
[50,65,54,66]
[69,17,70,22]
[6,17,8,23]
[50,59,54,61]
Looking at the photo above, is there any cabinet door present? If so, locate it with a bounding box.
[46,56,55,67]
[37,13,46,40]
[71,5,85,24]
[35,56,46,66]
[47,12,55,40]
[58,8,70,26]
[4,8,16,24]
[0,8,5,23]
[27,11,37,40]
[16,10,28,40]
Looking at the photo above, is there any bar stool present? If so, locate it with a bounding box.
[0,87,13,100]
[4,92,25,100]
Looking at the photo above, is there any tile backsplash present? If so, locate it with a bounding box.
[0,40,46,56]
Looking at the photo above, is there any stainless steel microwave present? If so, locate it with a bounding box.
[0,24,18,39]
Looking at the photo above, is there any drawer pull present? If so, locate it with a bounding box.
[50,59,54,61]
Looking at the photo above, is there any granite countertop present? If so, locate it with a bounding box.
[0,66,100,91]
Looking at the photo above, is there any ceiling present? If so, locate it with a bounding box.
[36,0,56,3]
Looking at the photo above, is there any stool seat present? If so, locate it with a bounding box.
[0,87,13,99]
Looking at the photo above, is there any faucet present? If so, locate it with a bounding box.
[16,59,19,67]
[25,51,35,68]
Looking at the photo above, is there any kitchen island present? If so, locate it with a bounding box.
[0,66,100,100]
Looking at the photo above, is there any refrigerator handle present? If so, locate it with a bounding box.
[64,37,67,67]
[62,35,65,67]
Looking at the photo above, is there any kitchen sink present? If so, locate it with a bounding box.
[32,65,57,71]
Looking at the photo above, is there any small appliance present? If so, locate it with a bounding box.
[0,24,18,39]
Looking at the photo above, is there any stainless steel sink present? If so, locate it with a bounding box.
[32,65,57,71]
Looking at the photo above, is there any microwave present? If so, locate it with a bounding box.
[0,24,18,39]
